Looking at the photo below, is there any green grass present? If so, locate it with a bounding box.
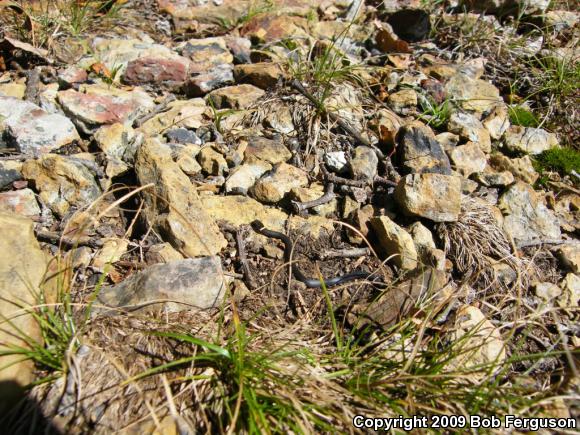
[418,96,452,129]
[534,147,580,177]
[508,105,539,127]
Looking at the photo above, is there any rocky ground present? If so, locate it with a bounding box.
[0,0,578,433]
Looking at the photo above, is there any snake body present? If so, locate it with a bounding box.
[251,220,373,288]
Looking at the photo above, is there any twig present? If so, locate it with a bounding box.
[291,182,335,214]
[133,94,176,128]
[35,229,103,249]
[319,247,370,260]
[517,239,570,249]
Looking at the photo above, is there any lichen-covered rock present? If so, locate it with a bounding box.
[349,146,378,181]
[398,125,452,175]
[0,189,41,217]
[447,112,491,153]
[225,161,272,194]
[498,182,561,246]
[0,96,79,156]
[97,257,227,312]
[395,173,462,222]
[198,146,228,176]
[22,155,101,217]
[489,153,539,184]
[243,136,292,165]
[233,63,285,89]
[135,138,227,257]
[138,99,207,137]
[503,126,559,155]
[445,73,502,114]
[449,142,487,176]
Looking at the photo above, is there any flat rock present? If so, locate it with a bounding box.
[22,155,101,217]
[183,64,234,97]
[395,173,462,222]
[0,166,21,191]
[449,142,487,176]
[503,126,559,155]
[135,138,227,257]
[233,63,285,89]
[397,125,452,175]
[225,161,272,194]
[349,146,378,181]
[447,112,491,153]
[445,73,502,114]
[388,89,417,115]
[0,189,41,217]
[98,257,227,312]
[482,104,510,140]
[498,181,561,245]
[178,37,233,73]
[207,84,264,109]
[122,55,191,89]
[0,213,46,407]
[252,163,309,203]
[474,170,514,187]
[0,96,79,156]
[243,135,292,165]
[241,14,309,43]
[200,194,334,238]
[139,98,207,137]
[57,85,154,134]
[371,216,418,270]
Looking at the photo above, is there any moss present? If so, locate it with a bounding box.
[534,147,580,176]
[508,105,539,128]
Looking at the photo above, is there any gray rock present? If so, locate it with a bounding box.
[395,173,462,222]
[184,64,234,97]
[0,96,79,156]
[445,73,502,114]
[324,151,347,173]
[243,135,292,165]
[474,170,514,187]
[447,112,491,153]
[503,126,559,155]
[350,146,378,181]
[498,182,561,246]
[0,167,20,191]
[225,161,272,194]
[166,128,201,145]
[398,126,451,175]
[97,257,227,312]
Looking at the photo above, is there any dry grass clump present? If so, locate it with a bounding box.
[437,196,526,288]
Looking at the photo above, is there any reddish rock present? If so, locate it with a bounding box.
[241,14,309,43]
[57,66,88,88]
[122,56,190,88]
[183,64,234,97]
[0,189,41,217]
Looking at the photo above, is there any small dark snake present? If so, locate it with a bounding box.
[251,220,374,288]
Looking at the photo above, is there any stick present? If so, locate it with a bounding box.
[291,183,335,214]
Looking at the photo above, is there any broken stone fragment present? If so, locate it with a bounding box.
[371,215,418,270]
[233,63,285,89]
[0,96,79,156]
[498,181,561,246]
[503,125,559,155]
[394,173,462,222]
[449,142,487,177]
[243,135,292,165]
[135,138,227,257]
[57,85,154,134]
[97,257,227,313]
[251,163,309,203]
[206,84,265,109]
[122,55,191,89]
[198,146,228,176]
[445,73,502,114]
[447,112,491,153]
[489,153,538,184]
[183,64,234,97]
[22,155,102,217]
[178,37,233,72]
[0,213,47,407]
[349,146,378,181]
[0,189,41,218]
[225,161,272,194]
[388,88,418,115]
[397,125,452,175]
